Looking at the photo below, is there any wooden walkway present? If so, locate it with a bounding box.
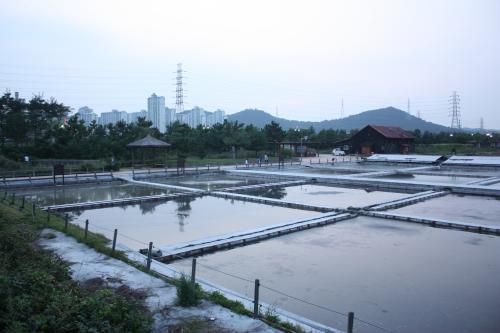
[210,191,335,213]
[41,192,199,212]
[158,212,354,262]
[217,179,311,193]
[357,210,500,235]
[365,190,449,211]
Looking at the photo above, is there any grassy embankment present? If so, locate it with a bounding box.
[0,194,308,333]
[416,144,500,156]
[0,197,152,332]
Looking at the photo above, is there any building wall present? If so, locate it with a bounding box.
[99,110,128,125]
[346,126,415,155]
[147,93,166,132]
[128,110,147,124]
[76,106,98,125]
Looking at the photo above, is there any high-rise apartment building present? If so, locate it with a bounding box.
[165,107,176,127]
[128,110,147,124]
[76,106,98,125]
[147,93,166,132]
[99,109,128,125]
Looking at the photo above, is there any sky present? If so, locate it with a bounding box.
[1,0,499,129]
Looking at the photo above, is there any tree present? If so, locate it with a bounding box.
[264,121,285,155]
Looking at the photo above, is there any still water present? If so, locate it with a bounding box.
[390,194,500,227]
[172,216,500,333]
[147,173,273,191]
[11,183,170,206]
[70,196,317,250]
[375,173,481,185]
[243,184,411,208]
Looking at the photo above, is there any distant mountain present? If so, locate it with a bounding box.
[227,107,451,133]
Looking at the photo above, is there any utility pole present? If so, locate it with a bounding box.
[175,63,185,114]
[340,98,345,118]
[407,98,411,114]
[480,117,484,131]
[449,91,461,130]
[417,110,421,119]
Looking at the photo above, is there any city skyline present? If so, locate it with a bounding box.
[75,93,226,131]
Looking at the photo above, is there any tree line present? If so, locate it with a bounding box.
[0,92,498,165]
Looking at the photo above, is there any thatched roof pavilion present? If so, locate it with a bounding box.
[127,135,171,168]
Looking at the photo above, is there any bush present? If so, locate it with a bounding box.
[175,274,202,307]
[206,291,252,316]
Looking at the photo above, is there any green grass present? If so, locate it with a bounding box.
[0,199,152,333]
[416,143,500,156]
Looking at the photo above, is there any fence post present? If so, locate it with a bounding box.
[347,312,354,333]
[21,196,25,209]
[191,258,197,286]
[3,191,7,201]
[84,219,89,239]
[64,214,69,232]
[32,202,36,216]
[253,279,260,318]
[146,242,153,271]
[10,193,15,205]
[47,209,50,223]
[112,229,117,252]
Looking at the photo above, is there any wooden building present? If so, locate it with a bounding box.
[336,125,415,156]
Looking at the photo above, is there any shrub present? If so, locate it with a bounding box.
[175,274,202,307]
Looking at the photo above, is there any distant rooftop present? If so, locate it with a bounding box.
[366,154,445,164]
[443,155,500,167]
[369,125,416,139]
[126,135,171,148]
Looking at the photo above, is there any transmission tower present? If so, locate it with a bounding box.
[340,98,345,118]
[480,117,484,131]
[407,98,411,114]
[175,63,185,113]
[449,91,461,130]
[417,110,421,119]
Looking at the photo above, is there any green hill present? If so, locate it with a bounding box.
[228,107,451,132]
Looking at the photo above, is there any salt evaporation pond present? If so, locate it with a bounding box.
[242,184,411,208]
[10,182,171,206]
[70,196,318,250]
[171,216,500,333]
[389,194,500,227]
[374,173,482,185]
[147,173,274,190]
[487,181,500,189]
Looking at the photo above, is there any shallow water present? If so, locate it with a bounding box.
[69,196,318,250]
[172,216,500,333]
[376,173,481,185]
[146,174,273,190]
[10,183,170,206]
[389,194,500,226]
[243,184,411,208]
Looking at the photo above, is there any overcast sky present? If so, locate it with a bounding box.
[1,0,499,128]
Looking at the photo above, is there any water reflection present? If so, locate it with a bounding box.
[245,187,287,199]
[148,174,271,190]
[174,197,194,232]
[242,184,409,209]
[14,183,170,206]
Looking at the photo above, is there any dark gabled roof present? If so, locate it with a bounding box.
[368,125,416,139]
[126,135,171,148]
